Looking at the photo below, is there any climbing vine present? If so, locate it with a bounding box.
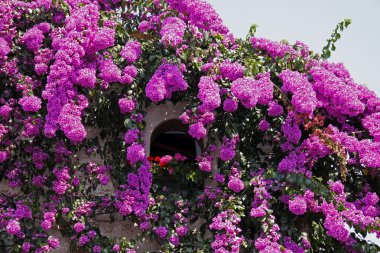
[0,0,379,252]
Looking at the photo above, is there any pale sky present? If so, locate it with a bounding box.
[207,0,380,96]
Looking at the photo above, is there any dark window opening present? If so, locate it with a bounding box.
[150,120,201,159]
[150,120,204,195]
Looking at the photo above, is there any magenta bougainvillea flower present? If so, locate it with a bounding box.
[231,77,259,109]
[145,63,188,102]
[18,96,42,112]
[288,196,307,215]
[0,0,379,252]
[121,40,142,64]
[160,17,186,47]
[118,98,136,114]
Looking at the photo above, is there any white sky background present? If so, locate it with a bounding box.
[206,0,380,96]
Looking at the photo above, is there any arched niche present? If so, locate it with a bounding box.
[150,119,202,158]
[143,102,204,157]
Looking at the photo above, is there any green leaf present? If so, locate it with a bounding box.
[321,18,352,59]
[246,24,258,40]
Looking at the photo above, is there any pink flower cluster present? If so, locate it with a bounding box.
[52,167,72,195]
[209,210,244,253]
[21,23,50,52]
[188,122,207,140]
[310,66,365,117]
[145,63,188,102]
[43,3,105,141]
[121,40,142,64]
[165,0,229,35]
[231,74,273,109]
[267,100,284,117]
[281,112,302,144]
[76,67,97,89]
[160,17,186,47]
[362,112,380,141]
[118,98,136,114]
[0,37,10,58]
[250,171,272,218]
[279,70,317,116]
[197,155,212,172]
[223,98,238,112]
[219,61,244,81]
[99,59,121,83]
[58,103,87,142]
[228,177,244,193]
[18,96,42,112]
[220,137,238,162]
[288,196,307,215]
[251,37,298,59]
[231,77,259,109]
[197,76,221,112]
[126,143,146,165]
[326,125,380,168]
[154,226,168,239]
[124,129,139,145]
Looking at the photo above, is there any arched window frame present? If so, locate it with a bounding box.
[143,102,205,157]
[150,119,203,158]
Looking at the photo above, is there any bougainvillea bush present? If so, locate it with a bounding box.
[0,0,379,252]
